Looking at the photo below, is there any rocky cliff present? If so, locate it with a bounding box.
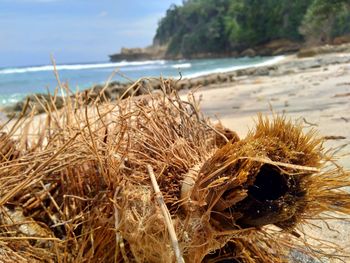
[109,39,303,62]
[109,46,167,62]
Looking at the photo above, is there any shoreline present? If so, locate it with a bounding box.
[2,43,350,114]
[0,55,283,109]
[1,49,348,118]
[2,50,350,132]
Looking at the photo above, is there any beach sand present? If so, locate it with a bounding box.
[191,54,350,170]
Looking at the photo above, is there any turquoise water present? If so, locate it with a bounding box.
[0,56,284,106]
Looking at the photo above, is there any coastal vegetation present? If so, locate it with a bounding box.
[154,0,350,58]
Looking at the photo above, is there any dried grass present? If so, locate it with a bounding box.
[0,78,349,262]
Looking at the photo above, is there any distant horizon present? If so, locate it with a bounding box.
[0,0,183,68]
[0,57,170,70]
[0,58,117,69]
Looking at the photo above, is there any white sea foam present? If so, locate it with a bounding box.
[171,63,191,69]
[184,55,285,78]
[0,93,25,105]
[0,60,167,75]
[0,56,286,107]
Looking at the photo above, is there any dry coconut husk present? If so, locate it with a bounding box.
[0,78,349,262]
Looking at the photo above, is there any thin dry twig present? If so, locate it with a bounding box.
[113,187,129,263]
[303,117,318,127]
[147,164,185,263]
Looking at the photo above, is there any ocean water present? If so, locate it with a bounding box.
[0,56,284,106]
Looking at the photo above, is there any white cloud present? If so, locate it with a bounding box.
[97,11,108,18]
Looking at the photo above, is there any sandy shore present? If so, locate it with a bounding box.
[187,53,350,171]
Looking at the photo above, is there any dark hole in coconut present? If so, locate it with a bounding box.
[248,164,289,201]
[233,164,293,228]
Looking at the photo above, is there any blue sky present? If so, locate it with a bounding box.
[0,0,183,67]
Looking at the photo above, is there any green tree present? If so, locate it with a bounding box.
[154,0,348,58]
[300,0,350,44]
[224,0,312,48]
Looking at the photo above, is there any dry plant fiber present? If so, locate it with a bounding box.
[0,78,349,263]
